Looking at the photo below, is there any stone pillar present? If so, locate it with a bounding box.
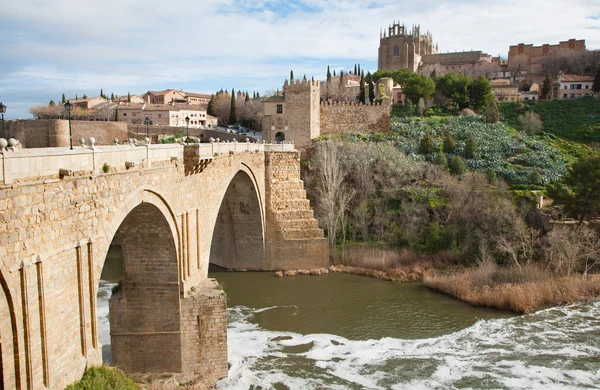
[48,120,70,147]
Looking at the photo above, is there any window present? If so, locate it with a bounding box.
[577,94,581,98]
[133,112,136,116]
[570,93,575,98]
[585,85,589,89]
[158,114,162,118]
[564,86,568,89]
[563,94,567,98]
[393,46,399,56]
[123,113,127,117]
[277,104,283,114]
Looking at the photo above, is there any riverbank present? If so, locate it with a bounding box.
[424,262,600,313]
[274,247,600,314]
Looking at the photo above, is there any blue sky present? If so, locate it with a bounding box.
[1,0,599,119]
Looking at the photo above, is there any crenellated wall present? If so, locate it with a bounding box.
[320,101,391,136]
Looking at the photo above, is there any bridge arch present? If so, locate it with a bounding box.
[0,271,20,390]
[210,168,265,270]
[96,188,183,373]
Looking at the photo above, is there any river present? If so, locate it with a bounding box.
[97,249,600,389]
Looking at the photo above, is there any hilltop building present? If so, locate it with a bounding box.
[508,40,587,75]
[117,103,217,127]
[262,78,392,147]
[378,22,437,72]
[142,89,211,105]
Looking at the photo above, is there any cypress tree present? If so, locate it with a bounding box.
[290,70,294,82]
[359,71,366,103]
[256,92,260,99]
[245,91,249,102]
[464,134,478,158]
[443,132,456,153]
[229,89,237,125]
[100,89,104,98]
[114,106,119,121]
[207,94,215,116]
[127,92,131,103]
[541,74,552,100]
[49,100,56,106]
[419,133,435,155]
[253,91,256,100]
[592,64,600,94]
[61,94,66,104]
[449,156,466,175]
[367,72,375,103]
[83,94,87,99]
[357,64,361,76]
[333,69,336,77]
[75,94,78,99]
[303,74,307,81]
[327,65,332,80]
[354,64,357,75]
[434,151,448,169]
[110,92,115,101]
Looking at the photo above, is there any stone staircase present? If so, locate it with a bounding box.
[266,154,324,240]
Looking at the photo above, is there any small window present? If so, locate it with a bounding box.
[123,113,127,117]
[158,114,162,118]
[393,46,400,56]
[133,112,136,116]
[563,94,567,98]
[277,104,283,114]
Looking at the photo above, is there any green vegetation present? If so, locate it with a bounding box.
[159,133,186,144]
[229,88,237,125]
[102,163,110,173]
[65,365,138,390]
[500,96,600,142]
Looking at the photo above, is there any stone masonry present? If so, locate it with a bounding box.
[0,142,328,389]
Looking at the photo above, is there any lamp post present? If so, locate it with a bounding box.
[0,102,6,140]
[64,100,73,150]
[185,115,190,142]
[144,116,150,139]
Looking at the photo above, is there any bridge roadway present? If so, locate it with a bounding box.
[0,141,328,389]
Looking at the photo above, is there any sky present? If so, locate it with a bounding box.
[1,0,599,119]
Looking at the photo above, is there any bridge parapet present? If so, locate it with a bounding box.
[0,142,295,185]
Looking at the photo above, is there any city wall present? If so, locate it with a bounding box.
[320,101,391,136]
[4,120,128,148]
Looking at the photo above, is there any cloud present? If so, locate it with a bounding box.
[0,0,598,118]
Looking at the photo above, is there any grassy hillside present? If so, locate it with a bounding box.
[500,96,600,143]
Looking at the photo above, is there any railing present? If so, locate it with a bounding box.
[0,142,295,185]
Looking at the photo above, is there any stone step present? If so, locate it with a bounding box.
[270,199,311,211]
[271,209,316,220]
[278,219,320,230]
[282,228,325,240]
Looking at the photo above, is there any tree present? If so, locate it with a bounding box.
[593,64,600,94]
[485,100,499,123]
[290,70,294,82]
[419,133,435,155]
[207,94,215,116]
[449,156,466,175]
[229,88,237,125]
[443,132,456,153]
[436,73,471,108]
[127,92,131,103]
[404,74,435,105]
[82,94,87,99]
[359,71,366,103]
[354,64,357,75]
[100,89,104,98]
[469,76,493,111]
[61,94,66,104]
[114,106,119,121]
[327,65,332,80]
[110,92,115,101]
[464,134,477,158]
[434,151,448,169]
[548,155,600,222]
[519,111,543,135]
[430,69,437,81]
[76,94,78,100]
[367,73,375,103]
[245,91,249,102]
[541,74,552,100]
[357,64,361,77]
[49,100,56,107]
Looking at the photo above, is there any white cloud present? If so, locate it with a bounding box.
[1,0,599,118]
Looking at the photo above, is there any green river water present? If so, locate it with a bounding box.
[98,248,600,389]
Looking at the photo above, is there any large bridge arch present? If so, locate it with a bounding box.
[95,188,183,373]
[209,168,265,270]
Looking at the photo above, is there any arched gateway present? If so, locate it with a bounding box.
[0,143,328,389]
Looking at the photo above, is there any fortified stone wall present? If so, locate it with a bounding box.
[282,79,320,146]
[320,102,391,136]
[3,120,128,148]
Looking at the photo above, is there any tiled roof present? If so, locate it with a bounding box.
[559,74,594,82]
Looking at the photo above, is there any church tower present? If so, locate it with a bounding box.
[378,21,437,72]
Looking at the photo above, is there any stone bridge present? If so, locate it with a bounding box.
[0,141,328,389]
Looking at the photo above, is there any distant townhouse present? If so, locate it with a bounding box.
[70,97,109,110]
[116,94,145,104]
[142,89,211,105]
[117,103,216,127]
[554,74,595,100]
[490,79,520,102]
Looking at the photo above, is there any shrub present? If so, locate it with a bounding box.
[485,100,499,123]
[443,132,456,153]
[449,156,466,175]
[486,169,497,183]
[519,111,543,135]
[434,151,448,169]
[464,134,478,158]
[460,108,476,117]
[65,365,138,390]
[102,163,110,173]
[419,132,435,155]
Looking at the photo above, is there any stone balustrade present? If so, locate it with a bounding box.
[0,140,295,185]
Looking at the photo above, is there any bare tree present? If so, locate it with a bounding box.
[543,225,600,277]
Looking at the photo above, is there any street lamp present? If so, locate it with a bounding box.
[144,116,150,139]
[64,100,73,150]
[185,115,190,142]
[0,102,6,140]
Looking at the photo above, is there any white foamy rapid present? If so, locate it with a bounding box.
[218,302,600,390]
[96,280,117,363]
